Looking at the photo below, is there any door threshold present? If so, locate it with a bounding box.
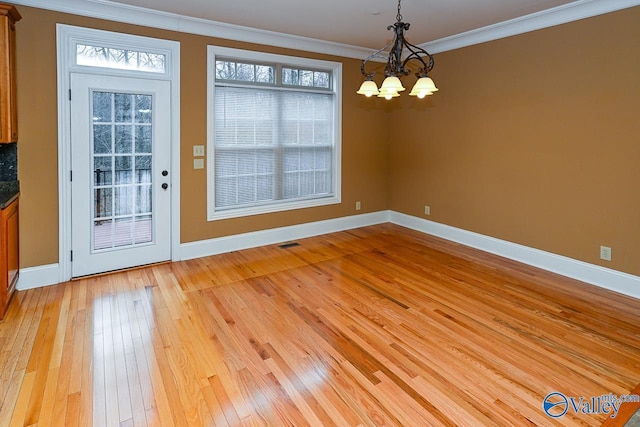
[71,260,171,281]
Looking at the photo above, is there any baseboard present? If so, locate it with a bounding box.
[180,211,390,261]
[16,211,640,300]
[389,211,640,300]
[17,263,61,291]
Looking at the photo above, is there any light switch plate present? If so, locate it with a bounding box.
[193,145,205,157]
[193,158,204,169]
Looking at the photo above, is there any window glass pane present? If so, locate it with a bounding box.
[315,171,330,194]
[256,176,273,201]
[77,44,166,73]
[236,63,255,82]
[300,70,313,87]
[114,94,132,122]
[135,156,152,183]
[299,121,313,144]
[94,219,113,250]
[115,156,133,184]
[115,187,133,215]
[215,176,237,208]
[93,92,112,122]
[282,68,297,85]
[93,125,112,154]
[136,185,152,214]
[238,176,255,204]
[135,125,152,153]
[114,217,134,247]
[216,61,236,80]
[238,150,256,175]
[256,65,274,83]
[216,151,238,177]
[135,95,152,123]
[134,215,152,244]
[300,171,315,196]
[315,148,330,170]
[94,188,112,218]
[283,148,299,172]
[94,156,113,186]
[301,151,314,170]
[256,150,274,174]
[284,172,299,199]
[115,125,133,153]
[314,72,330,88]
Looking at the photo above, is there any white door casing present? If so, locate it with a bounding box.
[56,25,180,283]
[70,73,171,277]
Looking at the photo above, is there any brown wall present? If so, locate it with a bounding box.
[15,6,390,268]
[389,7,640,276]
[15,4,640,279]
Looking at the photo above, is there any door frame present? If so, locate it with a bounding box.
[56,24,181,282]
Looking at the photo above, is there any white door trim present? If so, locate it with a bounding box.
[56,24,181,282]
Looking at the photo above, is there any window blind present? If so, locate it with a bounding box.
[213,86,334,211]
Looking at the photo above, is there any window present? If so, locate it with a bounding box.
[76,44,166,73]
[207,46,341,220]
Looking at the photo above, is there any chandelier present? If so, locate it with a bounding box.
[357,0,439,100]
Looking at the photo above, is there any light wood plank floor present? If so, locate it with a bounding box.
[1,224,639,426]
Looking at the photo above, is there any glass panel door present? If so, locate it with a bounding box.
[71,73,171,277]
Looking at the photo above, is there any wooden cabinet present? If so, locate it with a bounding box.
[0,4,20,143]
[0,197,18,319]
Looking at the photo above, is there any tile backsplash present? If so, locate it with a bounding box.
[0,143,17,181]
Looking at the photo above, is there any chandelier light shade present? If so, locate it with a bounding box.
[409,76,438,98]
[355,79,380,97]
[357,0,439,100]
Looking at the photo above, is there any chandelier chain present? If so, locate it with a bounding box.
[396,0,403,22]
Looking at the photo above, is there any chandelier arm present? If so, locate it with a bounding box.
[360,39,395,78]
[401,40,435,76]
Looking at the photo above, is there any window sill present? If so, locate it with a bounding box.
[207,194,340,221]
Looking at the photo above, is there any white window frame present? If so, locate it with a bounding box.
[206,46,342,221]
[56,24,181,282]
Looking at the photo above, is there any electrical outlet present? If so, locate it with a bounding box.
[424,205,431,216]
[356,201,361,211]
[193,145,205,157]
[600,246,612,261]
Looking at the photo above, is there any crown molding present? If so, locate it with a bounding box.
[422,0,640,54]
[9,0,372,60]
[9,0,640,58]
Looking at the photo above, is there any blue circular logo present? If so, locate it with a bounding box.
[543,392,569,418]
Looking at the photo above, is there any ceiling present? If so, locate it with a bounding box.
[103,0,581,49]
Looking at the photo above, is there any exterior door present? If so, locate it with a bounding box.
[70,73,171,277]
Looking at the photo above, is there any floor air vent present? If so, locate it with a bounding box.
[278,242,300,249]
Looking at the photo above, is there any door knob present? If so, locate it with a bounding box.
[162,183,168,190]
[162,170,168,176]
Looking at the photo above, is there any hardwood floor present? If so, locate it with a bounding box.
[1,223,639,426]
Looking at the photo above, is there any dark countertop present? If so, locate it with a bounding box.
[0,181,19,208]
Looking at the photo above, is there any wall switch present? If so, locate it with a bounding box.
[600,246,612,261]
[193,145,205,157]
[355,201,361,211]
[193,158,204,169]
[424,205,431,215]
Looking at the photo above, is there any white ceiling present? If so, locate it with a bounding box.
[101,0,582,49]
[10,0,639,57]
